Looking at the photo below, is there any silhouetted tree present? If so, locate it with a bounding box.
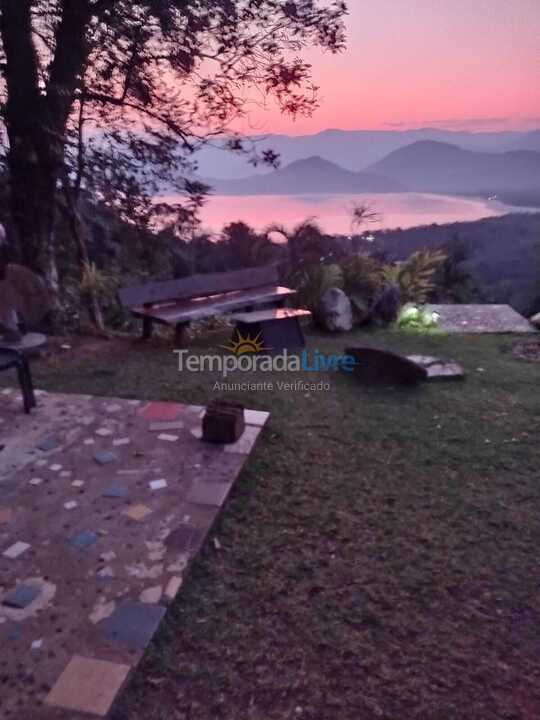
[0,0,347,298]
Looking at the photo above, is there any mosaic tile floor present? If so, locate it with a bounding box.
[0,389,269,719]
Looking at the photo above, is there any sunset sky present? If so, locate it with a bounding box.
[237,0,540,135]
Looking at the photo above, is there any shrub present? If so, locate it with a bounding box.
[383,249,447,304]
[398,303,440,331]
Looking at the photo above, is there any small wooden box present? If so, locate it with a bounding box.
[202,400,245,444]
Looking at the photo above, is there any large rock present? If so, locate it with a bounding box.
[371,283,401,325]
[346,346,428,385]
[316,287,353,332]
[0,264,52,337]
[530,312,540,329]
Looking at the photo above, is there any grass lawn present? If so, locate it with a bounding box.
[23,327,540,718]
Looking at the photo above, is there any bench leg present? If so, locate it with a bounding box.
[174,322,190,347]
[142,317,153,340]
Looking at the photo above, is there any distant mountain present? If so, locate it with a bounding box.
[207,156,405,195]
[367,141,540,193]
[192,129,540,179]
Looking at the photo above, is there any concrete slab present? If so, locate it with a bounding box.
[423,304,537,334]
[0,390,268,719]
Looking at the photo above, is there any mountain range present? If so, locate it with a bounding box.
[205,140,540,196]
[194,128,540,179]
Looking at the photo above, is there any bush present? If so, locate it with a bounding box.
[398,304,440,331]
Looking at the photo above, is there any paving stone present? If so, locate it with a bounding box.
[223,425,260,454]
[138,401,184,421]
[123,504,152,521]
[31,639,43,650]
[94,451,118,465]
[139,585,163,604]
[185,481,231,507]
[101,602,166,650]
[100,550,117,562]
[83,438,95,445]
[244,409,270,427]
[102,481,129,499]
[37,436,61,452]
[45,655,130,717]
[95,427,113,437]
[29,477,44,486]
[149,479,168,491]
[3,541,30,559]
[97,566,115,579]
[0,508,13,525]
[49,464,63,472]
[166,525,203,552]
[157,433,178,442]
[2,583,41,609]
[113,437,131,446]
[149,421,185,432]
[105,403,123,413]
[187,405,206,418]
[59,470,73,478]
[69,530,98,550]
[164,576,183,603]
[63,501,78,511]
[89,599,116,625]
[71,479,85,488]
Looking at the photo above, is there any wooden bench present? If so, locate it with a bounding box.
[231,308,312,351]
[118,266,297,341]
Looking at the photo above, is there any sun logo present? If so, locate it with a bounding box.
[222,331,269,355]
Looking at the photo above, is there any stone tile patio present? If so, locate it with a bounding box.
[424,304,537,333]
[0,389,269,719]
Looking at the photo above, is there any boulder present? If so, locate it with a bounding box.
[0,264,52,337]
[348,291,372,326]
[371,283,401,325]
[346,346,428,385]
[316,287,353,332]
[530,312,540,329]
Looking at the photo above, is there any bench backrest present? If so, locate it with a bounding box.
[118,265,279,309]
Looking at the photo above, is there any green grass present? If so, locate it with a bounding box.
[22,328,540,718]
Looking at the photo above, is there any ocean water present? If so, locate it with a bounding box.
[180,191,534,234]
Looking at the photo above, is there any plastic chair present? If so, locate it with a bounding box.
[0,347,37,413]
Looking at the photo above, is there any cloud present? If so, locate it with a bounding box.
[382,117,538,131]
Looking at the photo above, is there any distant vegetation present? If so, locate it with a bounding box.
[35,198,538,330]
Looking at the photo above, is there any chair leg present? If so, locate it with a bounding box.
[16,357,36,413]
[22,357,37,409]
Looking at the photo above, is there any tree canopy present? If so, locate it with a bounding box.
[0,0,348,291]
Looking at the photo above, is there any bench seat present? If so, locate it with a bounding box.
[231,308,311,324]
[131,285,296,326]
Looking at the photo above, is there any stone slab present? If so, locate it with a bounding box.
[101,602,166,650]
[185,481,232,507]
[2,583,41,609]
[45,655,130,716]
[407,355,465,381]
[423,304,537,334]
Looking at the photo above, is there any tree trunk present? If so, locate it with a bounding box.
[0,0,92,302]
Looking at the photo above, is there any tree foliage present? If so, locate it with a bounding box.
[0,0,348,286]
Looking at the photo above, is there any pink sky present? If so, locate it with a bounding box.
[236,0,540,134]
